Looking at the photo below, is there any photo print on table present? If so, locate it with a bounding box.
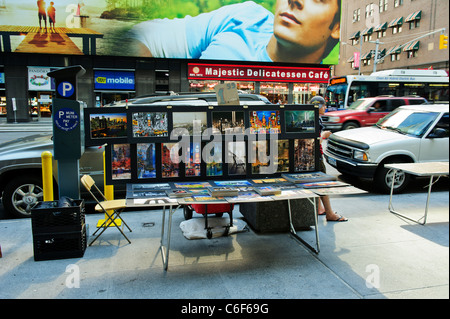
[111,143,131,180]
[185,142,202,177]
[212,111,245,134]
[173,112,207,136]
[227,141,246,175]
[161,143,180,178]
[90,113,127,139]
[132,112,168,137]
[285,110,316,133]
[137,143,156,179]
[249,110,281,134]
[205,142,223,177]
[294,138,316,172]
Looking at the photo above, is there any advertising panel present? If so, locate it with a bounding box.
[1,0,341,65]
[28,66,56,91]
[94,70,135,90]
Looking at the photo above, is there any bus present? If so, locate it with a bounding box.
[326,69,449,109]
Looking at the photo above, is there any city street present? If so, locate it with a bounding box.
[0,120,448,301]
[0,121,448,219]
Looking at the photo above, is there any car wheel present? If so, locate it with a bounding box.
[342,121,360,130]
[2,175,44,218]
[375,161,412,194]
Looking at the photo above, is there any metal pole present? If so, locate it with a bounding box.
[373,39,379,73]
[41,151,54,201]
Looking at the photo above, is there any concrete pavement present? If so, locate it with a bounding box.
[0,182,448,301]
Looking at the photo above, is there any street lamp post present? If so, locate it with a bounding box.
[370,39,382,73]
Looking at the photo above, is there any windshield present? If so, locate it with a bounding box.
[325,83,348,108]
[348,99,372,111]
[376,109,439,137]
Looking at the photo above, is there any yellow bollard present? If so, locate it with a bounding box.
[41,151,53,202]
[96,151,121,228]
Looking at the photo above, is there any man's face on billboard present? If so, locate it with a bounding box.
[273,0,340,53]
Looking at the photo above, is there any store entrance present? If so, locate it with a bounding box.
[259,82,288,104]
[0,91,5,117]
[29,91,53,118]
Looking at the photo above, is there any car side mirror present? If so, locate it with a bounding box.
[428,128,447,138]
[367,107,375,113]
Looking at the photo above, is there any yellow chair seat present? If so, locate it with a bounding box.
[95,199,127,212]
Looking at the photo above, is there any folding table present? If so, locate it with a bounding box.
[385,162,449,225]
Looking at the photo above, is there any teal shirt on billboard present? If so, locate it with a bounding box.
[132,1,274,62]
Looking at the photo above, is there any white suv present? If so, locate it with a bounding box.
[324,104,449,193]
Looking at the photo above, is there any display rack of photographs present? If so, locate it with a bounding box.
[84,104,320,185]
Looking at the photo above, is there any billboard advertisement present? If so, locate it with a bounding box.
[94,70,135,90]
[0,0,341,65]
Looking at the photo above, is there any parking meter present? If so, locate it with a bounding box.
[47,65,86,199]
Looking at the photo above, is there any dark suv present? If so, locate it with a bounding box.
[322,96,428,131]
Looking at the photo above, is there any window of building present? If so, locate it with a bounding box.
[353,8,361,22]
[406,50,418,59]
[379,0,388,12]
[390,53,401,61]
[394,0,403,7]
[392,25,402,34]
[365,3,374,18]
[409,20,420,29]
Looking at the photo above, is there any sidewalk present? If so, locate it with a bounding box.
[0,187,448,301]
[0,117,52,132]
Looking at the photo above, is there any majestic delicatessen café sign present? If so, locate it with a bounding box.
[188,63,330,83]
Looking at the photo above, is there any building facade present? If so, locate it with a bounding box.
[0,53,331,122]
[335,0,449,76]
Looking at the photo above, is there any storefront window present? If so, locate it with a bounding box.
[0,94,6,116]
[95,92,135,107]
[28,92,52,118]
[293,83,326,104]
[224,81,255,93]
[260,82,288,104]
[189,80,220,92]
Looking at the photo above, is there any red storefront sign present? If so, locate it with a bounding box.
[188,63,330,83]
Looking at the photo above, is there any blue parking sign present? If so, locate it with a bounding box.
[54,107,79,132]
[57,81,75,98]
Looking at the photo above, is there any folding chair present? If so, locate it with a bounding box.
[80,175,132,246]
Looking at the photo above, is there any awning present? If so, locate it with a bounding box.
[376,48,387,58]
[349,31,360,40]
[362,27,374,35]
[403,40,420,51]
[347,56,354,63]
[405,10,422,22]
[388,16,404,27]
[386,45,402,55]
[374,22,388,32]
[361,51,372,60]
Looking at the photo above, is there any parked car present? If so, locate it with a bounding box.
[0,92,271,218]
[321,96,428,131]
[324,104,449,193]
[111,91,272,107]
[0,133,107,218]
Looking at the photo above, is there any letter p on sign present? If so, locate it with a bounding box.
[58,81,75,98]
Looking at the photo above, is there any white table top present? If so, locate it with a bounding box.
[385,162,449,176]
